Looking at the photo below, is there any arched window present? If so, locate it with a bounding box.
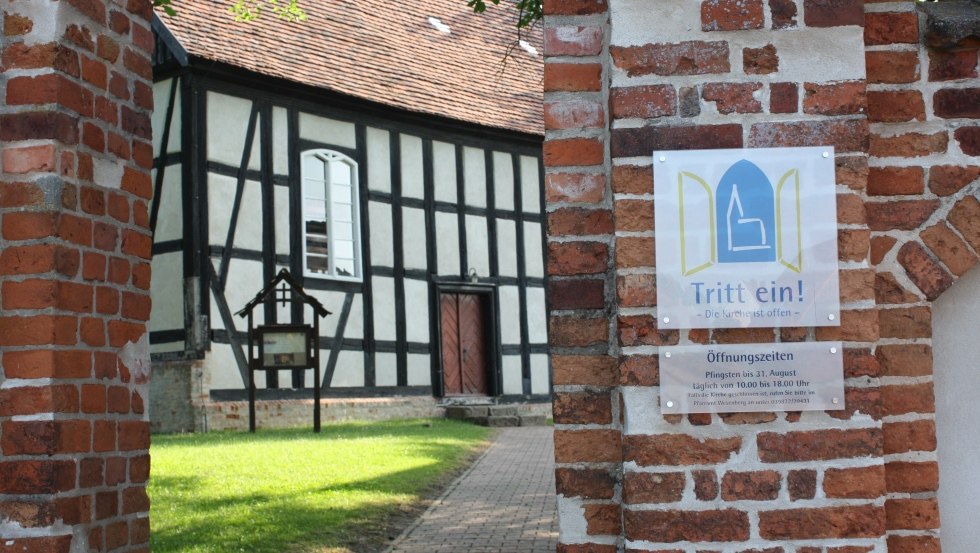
[301,150,361,280]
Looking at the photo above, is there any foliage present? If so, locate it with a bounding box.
[149,419,491,553]
[152,0,308,22]
[467,0,543,29]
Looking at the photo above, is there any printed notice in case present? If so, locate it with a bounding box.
[660,342,844,414]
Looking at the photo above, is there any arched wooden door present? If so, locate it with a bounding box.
[440,293,489,396]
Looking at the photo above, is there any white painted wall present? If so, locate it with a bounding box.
[435,212,461,276]
[526,287,548,343]
[207,174,263,250]
[152,79,181,155]
[465,215,490,276]
[497,219,518,277]
[407,353,431,385]
[463,146,486,208]
[329,350,366,387]
[149,251,184,338]
[934,266,980,553]
[403,279,430,343]
[207,92,259,169]
[493,151,514,211]
[524,221,544,279]
[498,285,522,344]
[153,166,183,242]
[272,106,289,175]
[299,113,356,149]
[502,355,522,394]
[401,207,428,269]
[530,353,550,395]
[375,352,398,386]
[400,134,424,199]
[369,202,394,267]
[520,156,540,213]
[433,141,457,204]
[367,128,391,192]
[371,276,397,341]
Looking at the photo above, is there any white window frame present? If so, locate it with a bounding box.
[300,149,362,281]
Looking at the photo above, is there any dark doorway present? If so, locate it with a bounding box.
[440,293,490,396]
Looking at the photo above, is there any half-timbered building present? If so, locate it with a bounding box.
[148,0,547,431]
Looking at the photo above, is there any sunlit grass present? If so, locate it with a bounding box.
[149,419,492,553]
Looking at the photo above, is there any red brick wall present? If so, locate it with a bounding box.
[1,1,154,551]
[545,0,978,551]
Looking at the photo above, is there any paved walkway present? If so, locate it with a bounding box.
[385,426,559,553]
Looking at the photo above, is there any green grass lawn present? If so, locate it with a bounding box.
[149,419,492,553]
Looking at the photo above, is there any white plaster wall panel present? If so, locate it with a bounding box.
[272,106,289,175]
[207,344,246,389]
[298,113,356,149]
[366,127,391,193]
[520,156,540,214]
[375,352,397,386]
[274,184,290,254]
[151,79,181,155]
[496,219,518,278]
[402,207,428,270]
[304,289,344,337]
[530,354,550,395]
[403,278,430,343]
[493,151,515,211]
[407,353,431,386]
[153,166,183,242]
[523,222,544,279]
[150,341,182,354]
[463,146,487,208]
[222,258,266,325]
[498,285,522,344]
[435,212,461,276]
[502,355,523,395]
[369,202,394,267]
[432,141,457,204]
[149,251,184,331]
[372,276,397,341]
[329,350,365,387]
[206,174,263,251]
[609,0,864,86]
[400,134,425,200]
[207,92,260,169]
[343,295,364,340]
[525,286,548,343]
[934,267,980,553]
[465,215,490,277]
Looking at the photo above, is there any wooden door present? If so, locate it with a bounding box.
[440,293,489,396]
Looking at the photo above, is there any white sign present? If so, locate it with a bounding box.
[660,342,845,414]
[654,147,840,329]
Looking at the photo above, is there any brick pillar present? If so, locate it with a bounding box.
[544,0,902,550]
[1,1,154,551]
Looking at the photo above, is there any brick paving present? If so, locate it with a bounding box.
[384,426,558,553]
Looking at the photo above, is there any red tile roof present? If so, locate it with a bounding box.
[157,0,544,136]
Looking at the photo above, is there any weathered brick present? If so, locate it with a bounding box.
[548,242,609,275]
[921,222,978,276]
[876,343,932,377]
[618,315,678,347]
[583,503,620,536]
[553,391,613,424]
[624,434,742,466]
[614,199,653,232]
[867,91,925,122]
[701,0,764,31]
[878,306,931,339]
[869,132,947,158]
[929,49,979,81]
[804,0,863,27]
[544,63,602,92]
[770,82,798,113]
[928,165,980,196]
[549,278,605,310]
[543,0,608,16]
[555,468,617,499]
[743,44,778,74]
[617,273,656,307]
[823,466,885,499]
[838,229,870,261]
[550,316,609,347]
[693,470,719,500]
[545,138,604,167]
[610,41,730,77]
[758,428,882,462]
[721,471,780,501]
[881,383,935,416]
[934,87,980,119]
[545,100,605,130]
[619,355,659,386]
[624,509,750,542]
[770,0,798,28]
[554,429,622,463]
[612,124,742,157]
[883,420,936,455]
[803,81,865,116]
[814,309,878,342]
[788,469,816,501]
[546,173,606,204]
[865,12,919,45]
[885,498,939,530]
[610,85,676,119]
[866,51,919,84]
[748,119,867,152]
[616,236,655,268]
[886,535,940,553]
[948,195,980,251]
[611,164,653,195]
[866,200,939,231]
[885,461,938,493]
[955,126,980,155]
[703,82,763,114]
[759,505,885,539]
[623,471,685,504]
[897,241,953,300]
[548,208,614,236]
[544,26,604,57]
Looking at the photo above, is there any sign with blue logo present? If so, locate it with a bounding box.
[654,147,840,329]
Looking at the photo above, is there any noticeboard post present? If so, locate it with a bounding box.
[237,269,330,432]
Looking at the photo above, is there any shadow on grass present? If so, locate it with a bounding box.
[150,421,489,553]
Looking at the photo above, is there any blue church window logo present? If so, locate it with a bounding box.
[678,159,802,276]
